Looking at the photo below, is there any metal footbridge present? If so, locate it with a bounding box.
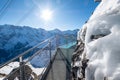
[0,36,76,80]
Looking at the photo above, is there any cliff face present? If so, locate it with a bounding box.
[72,25,88,80]
[72,0,120,80]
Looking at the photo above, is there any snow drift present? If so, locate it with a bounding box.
[77,0,120,80]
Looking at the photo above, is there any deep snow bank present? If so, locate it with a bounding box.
[76,0,120,80]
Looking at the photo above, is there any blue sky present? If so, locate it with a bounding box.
[0,0,99,30]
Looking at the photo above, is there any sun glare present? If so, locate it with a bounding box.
[41,9,53,21]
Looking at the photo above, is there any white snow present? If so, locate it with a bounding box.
[27,62,45,75]
[0,62,45,80]
[0,62,19,80]
[78,0,120,80]
[0,62,19,75]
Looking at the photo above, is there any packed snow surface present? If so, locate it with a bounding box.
[78,0,120,79]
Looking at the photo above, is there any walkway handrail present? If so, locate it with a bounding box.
[0,36,54,68]
[3,43,50,80]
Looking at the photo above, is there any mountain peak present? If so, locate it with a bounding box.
[49,28,61,33]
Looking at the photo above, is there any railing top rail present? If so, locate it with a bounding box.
[0,36,55,68]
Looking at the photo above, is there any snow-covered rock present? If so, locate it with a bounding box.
[73,0,120,80]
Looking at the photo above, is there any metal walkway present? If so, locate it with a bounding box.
[40,47,75,80]
[0,36,76,80]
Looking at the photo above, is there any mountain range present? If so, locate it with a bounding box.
[0,24,78,65]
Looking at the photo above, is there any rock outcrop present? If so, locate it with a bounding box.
[72,24,109,80]
[71,26,88,80]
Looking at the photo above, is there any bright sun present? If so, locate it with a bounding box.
[41,9,53,21]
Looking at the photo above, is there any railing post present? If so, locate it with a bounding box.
[56,35,59,48]
[19,56,25,80]
[49,40,52,63]
[49,40,54,80]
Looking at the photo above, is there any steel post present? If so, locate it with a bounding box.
[19,56,25,80]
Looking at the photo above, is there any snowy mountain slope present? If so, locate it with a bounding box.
[76,0,120,80]
[0,24,78,64]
